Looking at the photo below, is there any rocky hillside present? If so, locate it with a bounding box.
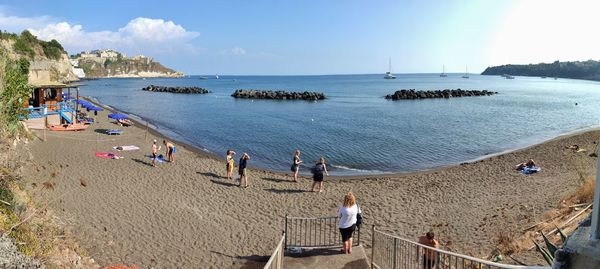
[72,49,183,78]
[481,60,600,81]
[0,30,78,83]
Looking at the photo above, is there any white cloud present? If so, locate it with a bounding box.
[22,17,199,56]
[231,47,246,55]
[0,12,53,33]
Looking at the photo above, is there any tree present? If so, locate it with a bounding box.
[0,49,32,137]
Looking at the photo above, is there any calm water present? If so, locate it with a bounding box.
[79,74,600,175]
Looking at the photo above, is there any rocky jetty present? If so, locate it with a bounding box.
[231,89,326,101]
[142,85,210,94]
[385,89,497,100]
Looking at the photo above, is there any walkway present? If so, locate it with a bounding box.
[283,246,369,269]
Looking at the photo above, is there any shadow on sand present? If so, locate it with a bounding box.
[261,177,293,183]
[132,158,153,167]
[210,179,238,187]
[263,188,307,194]
[197,172,226,179]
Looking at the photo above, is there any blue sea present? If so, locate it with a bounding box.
[78,74,600,175]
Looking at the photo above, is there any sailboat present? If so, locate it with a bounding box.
[384,58,396,79]
[439,65,447,77]
[461,65,469,79]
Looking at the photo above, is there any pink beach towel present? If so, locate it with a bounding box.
[95,152,123,159]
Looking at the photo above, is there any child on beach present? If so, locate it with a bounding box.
[291,150,302,182]
[163,140,176,162]
[238,153,250,188]
[311,157,329,192]
[226,150,236,179]
[151,139,158,167]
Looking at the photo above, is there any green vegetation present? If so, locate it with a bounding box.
[533,227,567,266]
[1,30,65,60]
[482,60,600,81]
[0,48,32,137]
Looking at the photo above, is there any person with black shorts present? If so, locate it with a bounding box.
[338,192,361,254]
[310,157,328,192]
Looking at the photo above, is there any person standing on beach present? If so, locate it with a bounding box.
[338,192,360,254]
[226,150,236,179]
[238,153,250,187]
[417,231,440,269]
[151,139,158,167]
[311,157,328,192]
[163,140,175,163]
[291,150,302,182]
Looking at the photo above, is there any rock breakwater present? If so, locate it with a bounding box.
[231,89,326,101]
[142,85,210,94]
[385,89,497,100]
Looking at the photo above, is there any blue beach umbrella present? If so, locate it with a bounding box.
[88,106,103,111]
[77,100,90,105]
[108,113,128,120]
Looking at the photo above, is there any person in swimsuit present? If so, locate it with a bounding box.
[417,231,440,269]
[151,139,158,167]
[163,140,175,163]
[226,150,236,179]
[238,153,250,188]
[291,150,302,182]
[311,157,328,193]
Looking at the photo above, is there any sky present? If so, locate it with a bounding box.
[1,0,599,75]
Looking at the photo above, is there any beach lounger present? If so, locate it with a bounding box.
[106,130,123,135]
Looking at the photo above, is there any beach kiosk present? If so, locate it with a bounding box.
[22,81,81,129]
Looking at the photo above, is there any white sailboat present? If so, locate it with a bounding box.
[439,65,447,77]
[462,65,469,79]
[384,58,396,79]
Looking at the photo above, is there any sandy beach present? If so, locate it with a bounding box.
[19,106,598,268]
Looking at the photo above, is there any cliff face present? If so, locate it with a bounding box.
[481,60,600,81]
[72,50,183,78]
[0,38,78,83]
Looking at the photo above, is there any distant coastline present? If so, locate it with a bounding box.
[481,60,600,81]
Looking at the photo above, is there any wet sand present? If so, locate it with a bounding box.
[21,107,599,268]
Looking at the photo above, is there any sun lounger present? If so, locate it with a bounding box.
[106,129,123,135]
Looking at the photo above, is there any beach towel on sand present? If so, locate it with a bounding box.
[95,152,123,159]
[106,130,123,135]
[521,166,541,175]
[113,145,140,151]
[148,154,165,163]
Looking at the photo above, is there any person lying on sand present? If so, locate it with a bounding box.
[117,119,133,126]
[515,159,536,171]
[566,144,579,151]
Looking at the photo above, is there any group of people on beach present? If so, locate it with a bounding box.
[225,149,330,192]
[226,150,251,187]
[151,139,176,167]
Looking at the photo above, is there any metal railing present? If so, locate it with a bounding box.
[263,234,285,269]
[284,215,360,249]
[371,226,550,269]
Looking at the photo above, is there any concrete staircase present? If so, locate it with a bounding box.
[283,246,369,269]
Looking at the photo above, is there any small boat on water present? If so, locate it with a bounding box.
[47,124,89,131]
[199,76,208,80]
[462,65,469,79]
[384,57,396,79]
[505,75,515,79]
[439,65,447,77]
